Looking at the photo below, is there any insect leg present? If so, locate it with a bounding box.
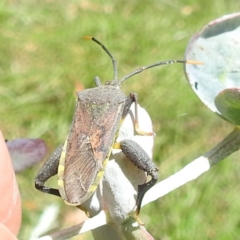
[123,93,154,136]
[35,145,63,197]
[119,139,158,216]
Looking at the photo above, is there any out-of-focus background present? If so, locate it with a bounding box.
[1,1,240,239]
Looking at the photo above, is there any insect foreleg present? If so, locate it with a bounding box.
[123,93,154,136]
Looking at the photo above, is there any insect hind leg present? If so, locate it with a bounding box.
[35,145,63,197]
[117,139,158,219]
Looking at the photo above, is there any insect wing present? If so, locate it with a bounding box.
[59,89,125,205]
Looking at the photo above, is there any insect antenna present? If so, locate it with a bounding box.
[84,36,118,80]
[120,59,202,83]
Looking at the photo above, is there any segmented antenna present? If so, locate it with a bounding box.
[84,36,118,80]
[84,36,202,83]
[120,60,202,83]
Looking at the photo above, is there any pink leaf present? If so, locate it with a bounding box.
[6,138,47,173]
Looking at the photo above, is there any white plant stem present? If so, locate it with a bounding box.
[143,127,240,206]
[38,127,240,240]
[38,210,107,240]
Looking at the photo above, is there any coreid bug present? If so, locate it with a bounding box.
[35,36,199,221]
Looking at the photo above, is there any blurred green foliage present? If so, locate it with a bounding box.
[1,0,240,239]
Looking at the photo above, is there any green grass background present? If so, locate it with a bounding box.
[1,0,240,239]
